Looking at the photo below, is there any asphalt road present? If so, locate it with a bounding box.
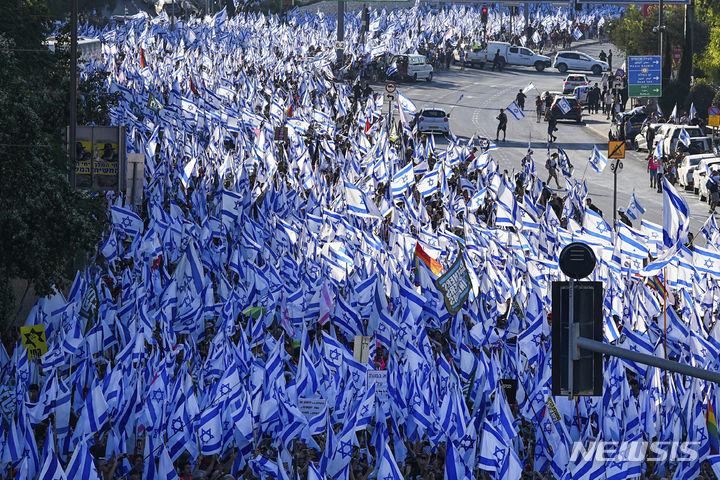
[380,40,714,237]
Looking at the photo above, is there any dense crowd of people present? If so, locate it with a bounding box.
[7,4,720,480]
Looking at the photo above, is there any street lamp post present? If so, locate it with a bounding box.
[610,157,623,225]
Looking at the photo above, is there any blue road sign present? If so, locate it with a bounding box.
[628,56,662,97]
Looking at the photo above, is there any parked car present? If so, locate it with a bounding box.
[554,51,609,75]
[562,74,588,94]
[452,45,486,68]
[573,85,590,106]
[466,42,552,71]
[545,96,582,123]
[611,112,647,141]
[694,157,720,200]
[656,124,710,157]
[633,123,664,151]
[387,54,433,82]
[677,153,717,190]
[415,108,450,134]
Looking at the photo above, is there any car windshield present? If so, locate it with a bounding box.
[690,158,704,166]
[422,110,445,118]
[568,76,585,81]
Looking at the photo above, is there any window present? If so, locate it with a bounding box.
[422,110,446,118]
[521,48,533,55]
[510,47,518,53]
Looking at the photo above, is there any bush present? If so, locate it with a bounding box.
[686,81,716,119]
[713,89,720,110]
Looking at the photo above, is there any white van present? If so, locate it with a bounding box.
[657,124,712,156]
[388,54,434,82]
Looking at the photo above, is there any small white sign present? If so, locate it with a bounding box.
[335,41,346,50]
[298,397,326,417]
[367,370,389,402]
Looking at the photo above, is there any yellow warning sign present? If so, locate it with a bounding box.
[709,115,720,127]
[608,140,626,159]
[20,325,48,360]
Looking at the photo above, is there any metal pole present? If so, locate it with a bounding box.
[336,0,345,67]
[576,336,720,384]
[613,160,617,225]
[70,0,78,184]
[524,2,529,32]
[658,0,664,57]
[568,278,574,398]
[171,0,175,30]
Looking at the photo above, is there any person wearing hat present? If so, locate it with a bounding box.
[586,197,602,217]
[545,152,561,188]
[618,207,632,227]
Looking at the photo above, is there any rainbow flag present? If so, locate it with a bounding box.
[646,274,667,299]
[414,242,443,276]
[709,401,719,454]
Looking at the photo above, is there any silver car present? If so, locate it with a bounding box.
[416,108,450,134]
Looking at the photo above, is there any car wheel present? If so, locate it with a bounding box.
[498,58,506,70]
[591,65,601,75]
[413,73,418,81]
[427,72,432,82]
[576,117,582,124]
[557,63,568,73]
[695,187,699,194]
[534,61,545,72]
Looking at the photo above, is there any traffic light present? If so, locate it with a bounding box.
[481,6,488,24]
[575,1,583,11]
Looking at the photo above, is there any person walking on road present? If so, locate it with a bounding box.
[604,90,614,119]
[648,155,658,189]
[599,50,607,63]
[547,111,558,143]
[516,89,526,111]
[496,108,507,142]
[535,95,543,123]
[607,50,613,71]
[491,49,503,71]
[545,152,561,188]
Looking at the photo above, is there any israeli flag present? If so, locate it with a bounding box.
[390,162,415,197]
[588,145,607,173]
[506,101,525,120]
[663,177,690,249]
[557,97,572,115]
[397,91,417,114]
[386,62,397,77]
[690,102,697,119]
[654,135,664,158]
[532,31,541,43]
[625,192,646,220]
[678,128,691,147]
[573,27,583,40]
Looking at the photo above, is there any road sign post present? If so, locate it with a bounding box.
[628,56,662,98]
[385,92,396,124]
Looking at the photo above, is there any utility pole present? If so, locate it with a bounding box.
[70,0,78,184]
[658,0,664,57]
[610,157,622,225]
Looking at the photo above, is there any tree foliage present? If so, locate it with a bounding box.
[686,81,717,118]
[0,1,105,330]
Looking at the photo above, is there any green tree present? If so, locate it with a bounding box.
[686,81,717,119]
[0,1,105,332]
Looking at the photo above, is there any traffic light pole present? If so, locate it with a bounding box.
[575,336,720,384]
[567,278,574,398]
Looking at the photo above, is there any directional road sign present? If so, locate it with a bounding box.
[628,56,662,97]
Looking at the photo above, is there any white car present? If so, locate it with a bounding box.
[573,85,590,106]
[388,54,434,82]
[694,158,720,200]
[656,124,709,157]
[415,108,450,134]
[563,74,588,94]
[677,153,716,190]
[554,51,609,75]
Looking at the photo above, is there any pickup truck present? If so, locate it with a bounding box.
[454,41,552,71]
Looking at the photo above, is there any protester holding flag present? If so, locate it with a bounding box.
[495,108,508,142]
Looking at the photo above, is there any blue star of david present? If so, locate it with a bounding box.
[440,379,448,391]
[701,348,709,357]
[650,386,660,400]
[152,389,164,403]
[608,459,624,470]
[234,200,243,211]
[384,474,395,480]
[493,446,506,464]
[412,394,423,407]
[200,428,214,443]
[629,344,639,352]
[338,439,353,458]
[460,435,474,450]
[609,376,619,388]
[532,333,543,347]
[545,422,553,432]
[121,216,133,228]
[110,239,117,248]
[596,221,608,233]
[378,323,386,332]
[534,392,545,404]
[18,370,29,383]
[329,348,341,362]
[607,406,616,418]
[360,405,370,417]
[182,296,193,308]
[352,372,360,384]
[633,259,641,268]
[705,259,715,268]
[697,426,708,442]
[537,263,546,271]
[171,418,184,434]
[220,383,231,396]
[223,420,230,430]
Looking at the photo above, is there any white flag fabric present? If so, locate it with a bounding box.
[662,176,690,249]
[557,97,572,114]
[506,101,525,120]
[588,146,607,173]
